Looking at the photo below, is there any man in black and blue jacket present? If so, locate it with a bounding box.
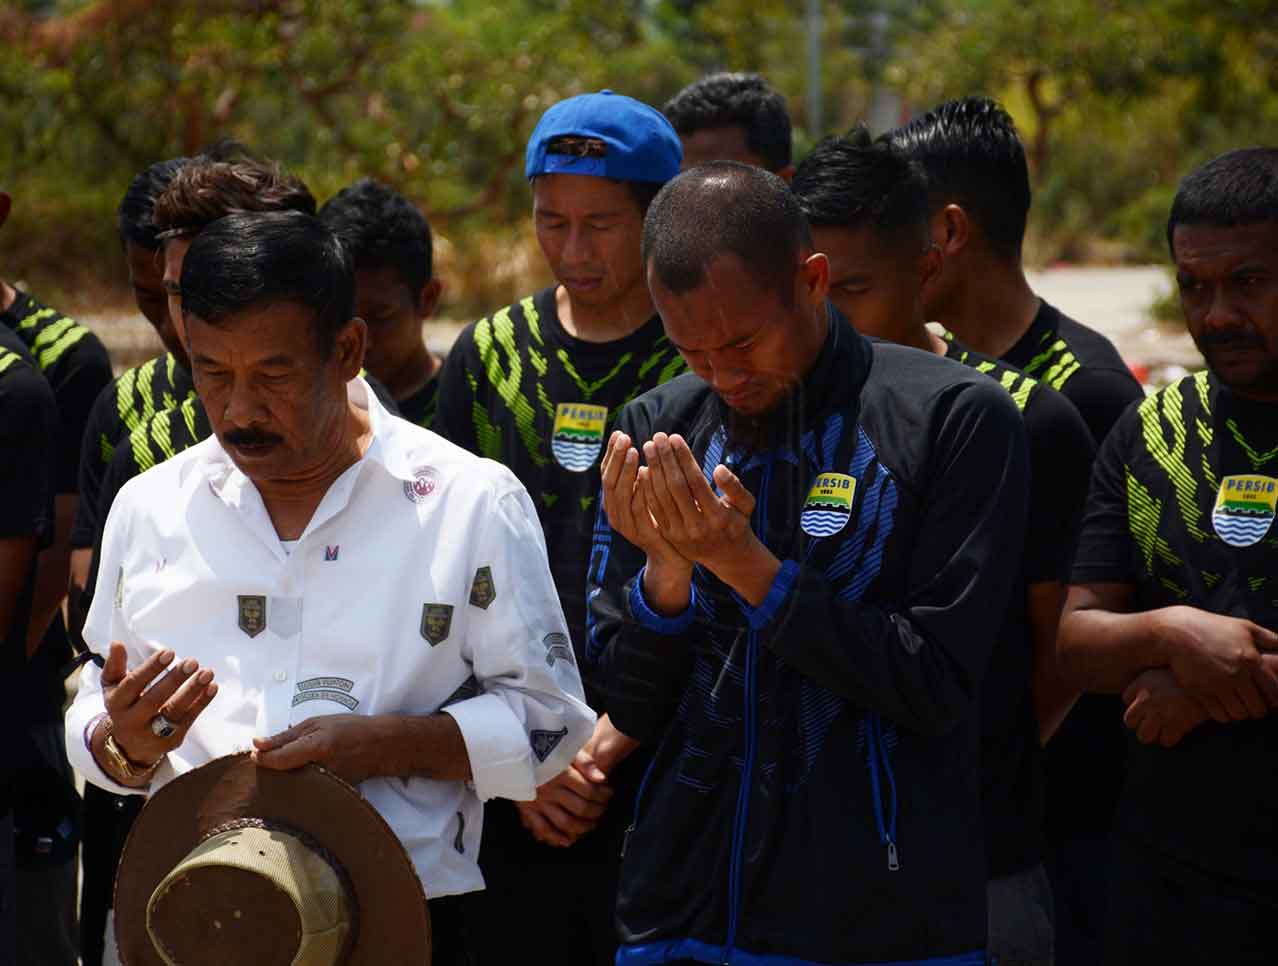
[586,163,1030,965]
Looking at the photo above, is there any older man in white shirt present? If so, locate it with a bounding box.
[65,210,595,964]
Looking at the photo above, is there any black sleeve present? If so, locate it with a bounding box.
[0,366,59,542]
[584,399,695,743]
[762,380,1031,737]
[1069,414,1138,586]
[1060,366,1144,448]
[70,381,120,548]
[1021,386,1097,584]
[49,338,113,493]
[432,326,481,453]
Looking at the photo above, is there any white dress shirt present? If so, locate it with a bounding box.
[66,379,596,897]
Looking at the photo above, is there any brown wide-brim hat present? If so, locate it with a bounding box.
[114,753,430,965]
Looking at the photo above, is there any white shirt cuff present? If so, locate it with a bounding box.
[442,693,537,803]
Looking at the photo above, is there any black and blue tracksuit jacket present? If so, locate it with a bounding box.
[585,318,1029,965]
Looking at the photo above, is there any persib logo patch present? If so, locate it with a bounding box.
[552,402,608,472]
[800,473,856,538]
[1212,474,1278,548]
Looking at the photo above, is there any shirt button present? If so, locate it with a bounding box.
[274,670,287,682]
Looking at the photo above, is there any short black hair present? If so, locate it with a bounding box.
[1166,148,1278,254]
[118,157,189,250]
[319,179,434,300]
[181,210,354,360]
[887,96,1029,260]
[643,162,811,298]
[791,126,930,249]
[663,72,792,172]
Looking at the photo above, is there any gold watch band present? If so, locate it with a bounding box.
[101,726,162,784]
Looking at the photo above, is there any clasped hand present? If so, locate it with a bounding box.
[1160,607,1278,723]
[600,430,759,575]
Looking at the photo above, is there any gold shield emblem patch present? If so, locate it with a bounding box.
[237,595,267,638]
[551,402,608,472]
[420,603,454,646]
[469,566,496,610]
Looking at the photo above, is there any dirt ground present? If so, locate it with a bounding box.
[77,264,1202,386]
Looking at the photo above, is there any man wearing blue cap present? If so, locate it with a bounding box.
[434,90,687,966]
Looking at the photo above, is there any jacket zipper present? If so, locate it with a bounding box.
[620,751,660,858]
[867,714,900,871]
[724,459,772,963]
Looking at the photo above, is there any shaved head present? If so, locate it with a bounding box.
[642,162,811,301]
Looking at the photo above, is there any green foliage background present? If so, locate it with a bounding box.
[2,0,1277,317]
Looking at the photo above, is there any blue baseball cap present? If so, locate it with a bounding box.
[525,90,682,185]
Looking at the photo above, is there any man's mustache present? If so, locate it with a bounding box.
[1198,327,1266,350]
[224,428,283,447]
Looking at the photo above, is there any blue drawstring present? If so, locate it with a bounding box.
[865,713,900,871]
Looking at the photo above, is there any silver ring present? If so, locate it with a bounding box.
[150,714,177,739]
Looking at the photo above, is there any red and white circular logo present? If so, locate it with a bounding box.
[403,466,439,504]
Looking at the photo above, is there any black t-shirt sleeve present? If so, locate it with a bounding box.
[433,326,480,453]
[50,337,113,493]
[1021,386,1097,584]
[0,366,58,542]
[1059,365,1144,448]
[71,380,120,548]
[1069,413,1138,586]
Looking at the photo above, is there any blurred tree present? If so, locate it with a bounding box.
[888,0,1278,261]
[3,0,1277,309]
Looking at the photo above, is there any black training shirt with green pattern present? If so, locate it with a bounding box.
[434,286,686,879]
[1,324,60,796]
[434,286,686,693]
[2,288,112,717]
[0,289,112,494]
[71,352,196,549]
[1071,370,1278,897]
[0,324,57,551]
[1002,298,1146,843]
[1002,299,1143,447]
[945,333,1096,878]
[395,371,441,430]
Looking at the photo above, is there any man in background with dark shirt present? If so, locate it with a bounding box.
[888,97,1142,442]
[1,187,112,966]
[69,154,199,966]
[320,179,445,428]
[1,193,112,651]
[793,129,1095,966]
[1,323,60,966]
[1059,147,1278,966]
[70,157,196,625]
[663,72,794,178]
[889,96,1145,965]
[435,89,685,966]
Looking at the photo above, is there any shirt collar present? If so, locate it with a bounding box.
[199,376,423,504]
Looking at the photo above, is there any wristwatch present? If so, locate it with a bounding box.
[99,721,162,785]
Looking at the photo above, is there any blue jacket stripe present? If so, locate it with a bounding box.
[585,495,614,662]
[828,429,889,586]
[845,472,899,602]
[617,937,987,966]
